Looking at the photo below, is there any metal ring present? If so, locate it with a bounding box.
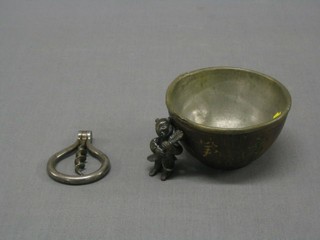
[47,131,110,185]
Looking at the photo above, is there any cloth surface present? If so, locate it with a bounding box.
[0,0,319,239]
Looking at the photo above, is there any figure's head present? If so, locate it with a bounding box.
[155,118,173,137]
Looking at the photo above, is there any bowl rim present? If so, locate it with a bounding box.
[166,67,292,134]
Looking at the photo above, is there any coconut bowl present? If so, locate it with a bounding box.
[166,67,291,169]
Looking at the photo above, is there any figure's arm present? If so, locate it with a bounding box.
[162,130,183,155]
[150,138,164,155]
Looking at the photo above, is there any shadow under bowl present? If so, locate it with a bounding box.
[166,67,291,169]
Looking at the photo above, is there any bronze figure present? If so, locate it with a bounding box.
[148,118,183,181]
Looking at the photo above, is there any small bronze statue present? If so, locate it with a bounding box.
[148,118,183,181]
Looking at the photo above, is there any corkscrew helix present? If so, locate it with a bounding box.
[47,131,110,185]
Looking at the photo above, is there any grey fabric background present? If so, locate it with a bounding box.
[0,0,319,239]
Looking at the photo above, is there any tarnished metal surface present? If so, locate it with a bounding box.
[166,67,291,169]
[47,131,110,185]
[147,118,183,181]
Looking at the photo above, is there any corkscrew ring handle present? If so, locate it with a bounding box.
[47,131,110,185]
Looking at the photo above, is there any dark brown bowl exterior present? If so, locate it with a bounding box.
[166,67,291,169]
[169,113,287,169]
